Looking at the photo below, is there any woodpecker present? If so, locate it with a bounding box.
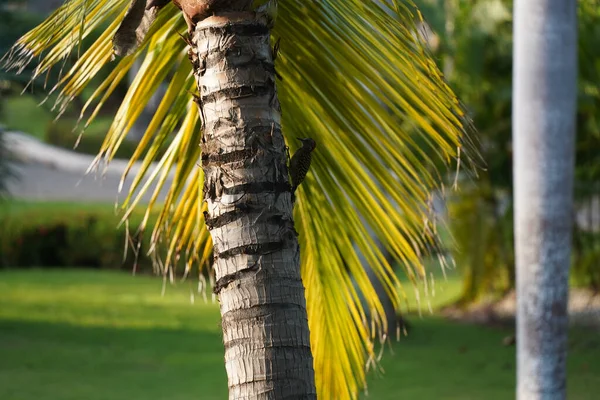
[256,0,278,28]
[289,137,316,193]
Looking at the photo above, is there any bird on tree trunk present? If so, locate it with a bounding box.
[289,137,316,193]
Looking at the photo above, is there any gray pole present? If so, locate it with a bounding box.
[513,1,577,399]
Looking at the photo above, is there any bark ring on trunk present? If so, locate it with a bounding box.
[190,10,317,399]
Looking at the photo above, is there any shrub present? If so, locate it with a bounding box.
[572,230,600,291]
[0,203,159,272]
[449,182,600,305]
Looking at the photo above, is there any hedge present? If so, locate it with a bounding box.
[0,202,160,271]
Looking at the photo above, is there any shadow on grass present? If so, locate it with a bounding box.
[0,319,228,400]
[366,317,600,400]
[1,270,599,400]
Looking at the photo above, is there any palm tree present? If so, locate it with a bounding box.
[3,0,477,398]
[513,0,577,399]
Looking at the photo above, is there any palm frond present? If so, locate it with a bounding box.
[2,0,478,398]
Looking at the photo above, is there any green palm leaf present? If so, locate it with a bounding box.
[2,0,478,398]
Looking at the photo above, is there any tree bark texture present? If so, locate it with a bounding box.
[190,12,316,399]
[513,1,577,399]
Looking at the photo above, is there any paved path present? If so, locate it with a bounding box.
[4,131,174,203]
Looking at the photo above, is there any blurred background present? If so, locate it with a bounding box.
[1,0,599,399]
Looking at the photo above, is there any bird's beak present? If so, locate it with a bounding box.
[296,137,304,141]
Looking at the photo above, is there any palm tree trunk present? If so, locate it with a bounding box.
[190,11,316,399]
[513,1,577,399]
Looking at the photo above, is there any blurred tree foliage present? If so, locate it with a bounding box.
[416,0,600,302]
[0,7,38,198]
[1,5,124,110]
[0,8,46,88]
[1,6,128,159]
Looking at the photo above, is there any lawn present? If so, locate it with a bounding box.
[1,96,51,139]
[0,270,598,400]
[1,95,112,141]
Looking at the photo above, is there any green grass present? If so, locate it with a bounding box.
[0,270,599,400]
[1,96,51,139]
[0,200,120,215]
[396,258,464,313]
[1,94,113,145]
[365,318,600,400]
[0,270,226,400]
[0,200,163,223]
